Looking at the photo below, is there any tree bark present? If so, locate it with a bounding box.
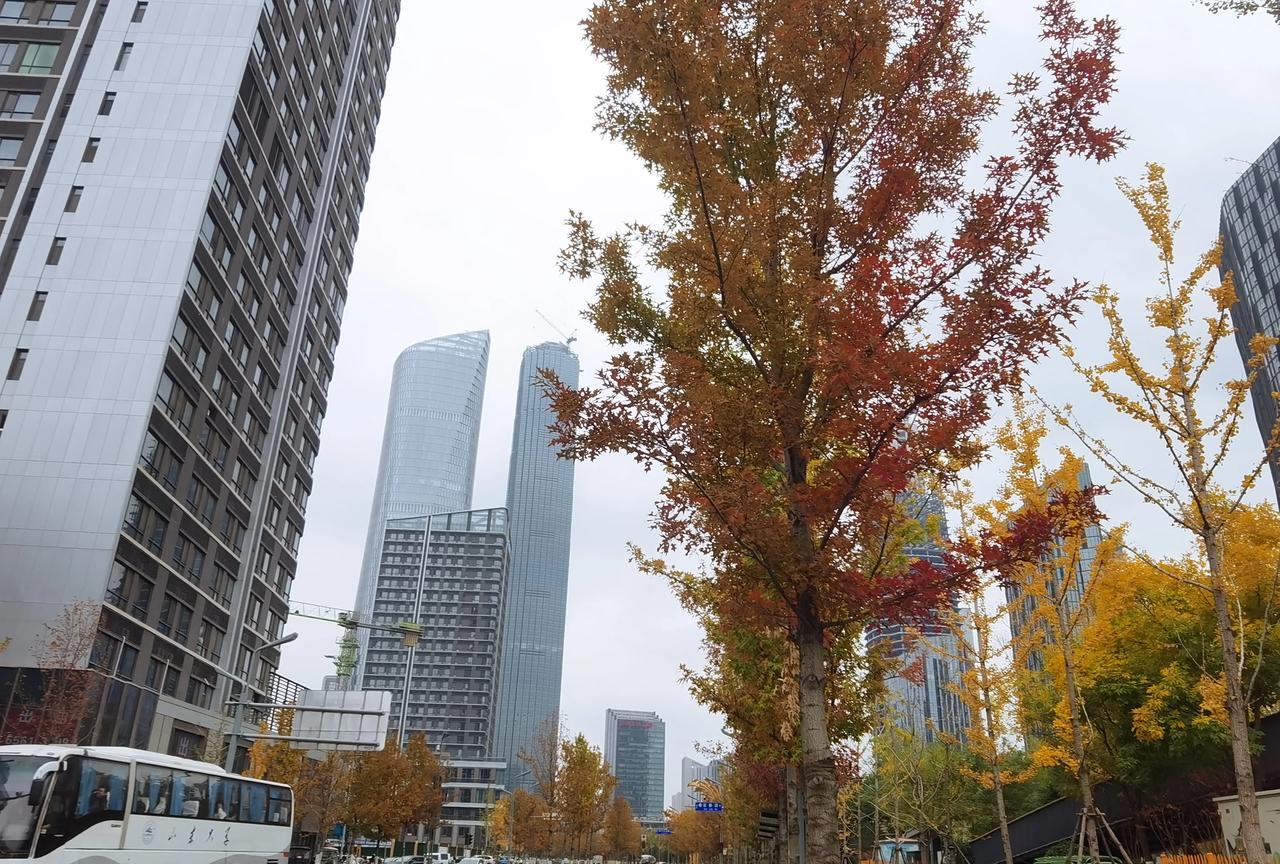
[1057,597,1101,863]
[785,765,800,864]
[1209,542,1267,864]
[797,610,839,864]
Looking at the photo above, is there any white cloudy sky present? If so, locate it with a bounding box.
[282,0,1280,798]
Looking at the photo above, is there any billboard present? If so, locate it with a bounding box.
[290,688,392,751]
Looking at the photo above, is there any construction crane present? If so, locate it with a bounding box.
[287,601,423,687]
[535,309,577,347]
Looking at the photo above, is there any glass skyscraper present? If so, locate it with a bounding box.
[1221,134,1280,499]
[866,492,970,743]
[353,330,490,682]
[605,709,665,823]
[492,340,579,787]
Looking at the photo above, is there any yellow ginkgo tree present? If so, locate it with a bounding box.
[1053,163,1280,864]
[957,400,1122,863]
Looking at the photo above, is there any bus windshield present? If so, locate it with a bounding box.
[0,755,57,859]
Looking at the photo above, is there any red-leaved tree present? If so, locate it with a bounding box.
[550,2,1121,860]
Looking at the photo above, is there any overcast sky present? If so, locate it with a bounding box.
[281,0,1280,799]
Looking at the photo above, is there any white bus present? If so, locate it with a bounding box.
[0,744,293,862]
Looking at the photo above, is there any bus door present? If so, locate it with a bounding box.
[35,757,129,856]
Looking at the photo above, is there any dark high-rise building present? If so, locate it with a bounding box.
[0,0,402,757]
[360,508,510,760]
[605,709,665,823]
[1222,133,1280,499]
[493,340,578,788]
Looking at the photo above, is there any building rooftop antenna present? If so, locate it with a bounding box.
[535,309,578,347]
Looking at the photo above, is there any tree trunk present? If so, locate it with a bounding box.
[1057,599,1100,863]
[1210,554,1267,864]
[785,766,800,864]
[977,623,1014,864]
[797,614,839,864]
[990,757,1014,864]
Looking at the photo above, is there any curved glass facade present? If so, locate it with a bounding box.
[492,341,579,785]
[353,331,490,680]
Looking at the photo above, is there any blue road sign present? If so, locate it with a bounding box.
[656,829,673,835]
[694,802,724,812]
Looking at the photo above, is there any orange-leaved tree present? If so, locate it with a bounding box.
[550,1,1121,858]
[1052,164,1279,863]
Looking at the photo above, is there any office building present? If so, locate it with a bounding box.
[352,330,490,680]
[1221,133,1280,499]
[605,709,665,823]
[866,492,970,743]
[492,340,578,787]
[359,508,509,760]
[1004,464,1103,671]
[0,0,401,756]
[670,756,724,812]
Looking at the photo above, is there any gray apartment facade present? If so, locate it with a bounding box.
[0,0,400,758]
[1222,134,1280,499]
[492,340,578,788]
[605,709,665,823]
[359,508,509,759]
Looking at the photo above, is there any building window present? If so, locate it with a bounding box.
[122,493,168,555]
[26,291,46,321]
[0,136,22,165]
[82,136,99,162]
[15,42,58,74]
[114,43,132,71]
[98,91,115,115]
[0,90,38,118]
[64,185,82,212]
[6,348,28,380]
[46,236,64,264]
[37,2,73,24]
[131,2,147,23]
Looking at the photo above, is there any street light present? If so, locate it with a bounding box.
[224,632,299,772]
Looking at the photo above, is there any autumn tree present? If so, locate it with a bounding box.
[295,752,355,852]
[404,734,445,841]
[343,733,427,847]
[16,601,104,744]
[669,808,722,859]
[520,713,566,827]
[949,398,1117,862]
[1201,0,1280,22]
[489,788,552,855]
[600,796,644,859]
[551,2,1120,859]
[1050,164,1277,864]
[245,709,304,786]
[1075,502,1280,808]
[558,734,616,855]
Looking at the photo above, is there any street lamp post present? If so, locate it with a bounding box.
[224,632,299,772]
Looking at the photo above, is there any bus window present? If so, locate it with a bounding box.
[133,766,173,815]
[171,772,209,818]
[240,782,267,824]
[266,786,291,825]
[209,777,240,821]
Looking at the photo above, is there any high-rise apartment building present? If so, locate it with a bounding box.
[605,709,665,823]
[0,0,401,756]
[359,508,509,760]
[493,340,578,787]
[1222,133,1280,499]
[1004,465,1102,671]
[352,330,490,675]
[866,493,969,743]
